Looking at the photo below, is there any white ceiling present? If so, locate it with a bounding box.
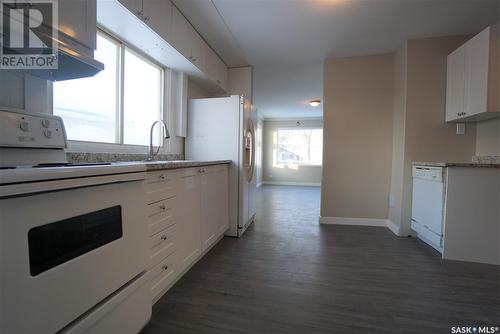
[173,0,500,119]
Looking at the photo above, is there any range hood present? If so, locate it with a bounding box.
[2,30,104,82]
[30,42,104,81]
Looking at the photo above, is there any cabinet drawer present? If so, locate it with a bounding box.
[147,197,176,236]
[145,181,176,204]
[150,251,178,300]
[146,170,176,184]
[178,167,201,178]
[149,223,178,268]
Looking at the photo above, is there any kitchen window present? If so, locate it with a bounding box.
[53,30,164,146]
[276,128,323,165]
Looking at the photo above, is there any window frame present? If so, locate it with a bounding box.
[53,27,168,152]
[275,127,323,167]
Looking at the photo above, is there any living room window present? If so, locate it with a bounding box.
[276,128,323,165]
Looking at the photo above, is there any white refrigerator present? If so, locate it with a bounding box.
[186,95,257,237]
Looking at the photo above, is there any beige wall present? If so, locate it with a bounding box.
[476,119,500,156]
[390,36,477,236]
[321,53,395,219]
[262,119,323,185]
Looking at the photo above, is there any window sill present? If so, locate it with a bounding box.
[275,162,322,168]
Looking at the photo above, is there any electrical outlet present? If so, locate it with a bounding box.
[456,123,466,135]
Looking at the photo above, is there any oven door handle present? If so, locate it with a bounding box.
[58,271,150,334]
[0,172,147,199]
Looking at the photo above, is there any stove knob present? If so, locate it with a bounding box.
[41,119,50,128]
[43,129,52,138]
[19,121,31,132]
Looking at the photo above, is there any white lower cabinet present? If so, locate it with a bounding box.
[216,166,230,235]
[177,168,202,274]
[201,165,230,252]
[143,164,229,303]
[201,167,219,251]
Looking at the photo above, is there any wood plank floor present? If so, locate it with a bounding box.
[141,185,500,334]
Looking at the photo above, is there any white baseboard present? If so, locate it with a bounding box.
[263,181,321,187]
[319,216,388,227]
[385,220,401,236]
[319,216,401,236]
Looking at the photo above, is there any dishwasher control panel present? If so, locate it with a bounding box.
[412,166,443,182]
[0,110,67,148]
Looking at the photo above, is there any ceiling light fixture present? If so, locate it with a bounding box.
[309,100,321,107]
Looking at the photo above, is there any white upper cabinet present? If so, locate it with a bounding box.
[115,0,228,92]
[118,0,173,41]
[464,27,490,119]
[204,44,228,91]
[118,0,140,14]
[215,56,228,90]
[170,6,207,73]
[58,0,97,50]
[170,5,193,58]
[446,46,466,122]
[143,0,173,41]
[446,25,500,122]
[190,33,206,72]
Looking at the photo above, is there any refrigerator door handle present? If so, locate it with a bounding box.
[247,119,256,183]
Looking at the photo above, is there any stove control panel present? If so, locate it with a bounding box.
[0,110,67,148]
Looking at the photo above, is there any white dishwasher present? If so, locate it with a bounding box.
[411,165,446,252]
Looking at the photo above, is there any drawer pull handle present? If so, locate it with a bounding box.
[159,174,166,180]
[161,264,169,271]
[161,235,167,241]
[160,205,166,211]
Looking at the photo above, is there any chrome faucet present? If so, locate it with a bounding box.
[146,120,170,161]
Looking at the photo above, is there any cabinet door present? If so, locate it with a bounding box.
[170,6,193,59]
[190,33,206,72]
[118,0,141,16]
[177,170,201,273]
[215,56,228,91]
[200,168,218,252]
[204,45,218,82]
[446,46,465,122]
[216,167,229,235]
[58,0,97,50]
[464,27,490,117]
[143,0,173,42]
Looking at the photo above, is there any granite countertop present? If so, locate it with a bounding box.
[142,160,232,171]
[413,161,500,168]
[66,152,231,171]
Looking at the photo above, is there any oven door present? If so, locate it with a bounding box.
[0,173,148,334]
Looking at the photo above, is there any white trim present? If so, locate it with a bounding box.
[263,117,323,122]
[263,181,321,187]
[319,216,388,227]
[385,220,401,236]
[318,216,403,236]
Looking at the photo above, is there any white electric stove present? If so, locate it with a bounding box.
[0,110,151,334]
[0,110,146,187]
